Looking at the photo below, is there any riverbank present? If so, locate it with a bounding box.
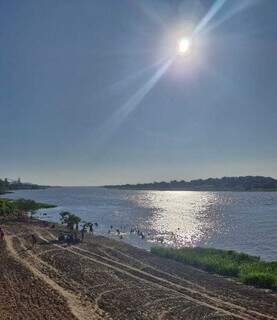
[4,188,277,261]
[104,176,277,192]
[151,247,277,290]
[1,220,277,320]
[0,236,76,320]
[0,197,56,213]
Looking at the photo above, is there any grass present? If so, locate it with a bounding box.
[0,198,56,217]
[12,198,55,210]
[151,246,277,290]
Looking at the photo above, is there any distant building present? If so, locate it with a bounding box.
[10,178,22,185]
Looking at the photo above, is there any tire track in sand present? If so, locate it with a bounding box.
[45,229,277,316]
[5,235,105,320]
[37,233,277,320]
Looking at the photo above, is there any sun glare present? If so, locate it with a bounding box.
[178,37,191,55]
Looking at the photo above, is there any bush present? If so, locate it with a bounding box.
[13,198,55,211]
[0,198,55,217]
[240,272,277,290]
[151,246,277,290]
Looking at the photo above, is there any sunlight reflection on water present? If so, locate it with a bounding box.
[127,191,226,247]
[4,188,277,260]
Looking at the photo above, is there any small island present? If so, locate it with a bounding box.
[104,176,277,191]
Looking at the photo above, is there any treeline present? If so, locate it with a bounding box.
[105,176,277,191]
[0,178,49,194]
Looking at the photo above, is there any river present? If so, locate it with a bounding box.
[4,187,277,260]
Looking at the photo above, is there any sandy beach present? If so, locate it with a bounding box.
[0,220,277,320]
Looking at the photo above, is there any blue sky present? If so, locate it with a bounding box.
[1,0,277,186]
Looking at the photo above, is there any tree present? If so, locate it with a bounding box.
[0,199,14,216]
[59,211,81,230]
[0,179,7,194]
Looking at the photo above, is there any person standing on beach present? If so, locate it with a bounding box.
[31,234,37,247]
[73,230,78,242]
[81,228,85,242]
[0,227,4,241]
[89,224,94,234]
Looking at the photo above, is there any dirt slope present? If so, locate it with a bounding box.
[1,221,277,320]
[0,240,76,320]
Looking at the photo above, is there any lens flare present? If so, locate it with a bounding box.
[178,37,191,55]
[94,58,174,146]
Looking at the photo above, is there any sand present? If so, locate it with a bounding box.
[0,220,276,320]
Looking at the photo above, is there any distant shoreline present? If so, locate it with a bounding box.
[104,187,277,192]
[104,175,277,192]
[1,176,53,196]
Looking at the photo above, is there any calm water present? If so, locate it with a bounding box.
[4,187,277,260]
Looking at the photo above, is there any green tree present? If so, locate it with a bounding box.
[0,179,6,194]
[59,211,81,230]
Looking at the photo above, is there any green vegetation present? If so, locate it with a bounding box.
[0,177,49,194]
[0,179,9,194]
[0,198,55,218]
[12,198,55,211]
[151,247,277,290]
[59,211,81,230]
[105,176,277,191]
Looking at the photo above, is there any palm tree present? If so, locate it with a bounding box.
[72,215,81,230]
[59,211,81,230]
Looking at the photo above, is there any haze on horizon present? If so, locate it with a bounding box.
[1,0,277,186]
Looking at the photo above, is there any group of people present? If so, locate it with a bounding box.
[80,222,98,240]
[58,232,78,244]
[53,222,98,245]
[107,224,147,241]
[130,227,146,239]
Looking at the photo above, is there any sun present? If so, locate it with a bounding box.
[178,37,191,55]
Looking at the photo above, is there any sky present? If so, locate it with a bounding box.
[0,0,277,186]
